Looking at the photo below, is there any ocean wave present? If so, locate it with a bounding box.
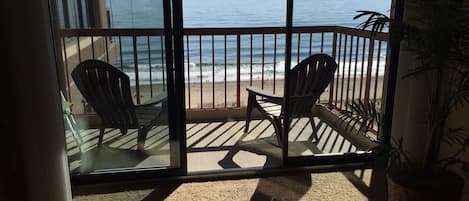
[125,60,386,86]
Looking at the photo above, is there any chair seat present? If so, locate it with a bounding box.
[135,106,163,127]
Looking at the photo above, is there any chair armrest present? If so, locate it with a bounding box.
[135,92,167,107]
[246,86,283,100]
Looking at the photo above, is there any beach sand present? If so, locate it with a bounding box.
[68,76,384,114]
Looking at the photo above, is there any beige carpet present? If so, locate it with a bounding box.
[74,170,377,201]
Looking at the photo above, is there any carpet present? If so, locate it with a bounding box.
[73,170,377,201]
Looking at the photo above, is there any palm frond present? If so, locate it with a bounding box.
[443,128,469,147]
[353,11,390,37]
[448,72,469,111]
[339,99,382,139]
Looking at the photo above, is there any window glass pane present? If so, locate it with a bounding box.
[288,0,391,158]
[53,0,178,176]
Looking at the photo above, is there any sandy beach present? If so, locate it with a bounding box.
[68,76,384,114]
[182,76,384,109]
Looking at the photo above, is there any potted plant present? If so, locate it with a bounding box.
[343,0,469,200]
[340,98,466,200]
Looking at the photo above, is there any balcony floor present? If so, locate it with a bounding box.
[66,117,364,174]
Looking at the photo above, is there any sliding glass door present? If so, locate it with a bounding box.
[52,0,186,184]
[283,0,390,166]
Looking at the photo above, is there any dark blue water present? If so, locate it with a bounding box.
[109,0,389,27]
[107,0,390,84]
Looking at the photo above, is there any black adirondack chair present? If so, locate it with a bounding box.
[244,54,337,146]
[71,59,167,151]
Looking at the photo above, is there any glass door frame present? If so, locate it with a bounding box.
[170,0,188,176]
[57,0,188,185]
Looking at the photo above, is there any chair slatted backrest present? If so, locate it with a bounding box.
[71,60,138,129]
[287,54,337,117]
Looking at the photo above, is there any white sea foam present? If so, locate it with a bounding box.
[126,59,386,86]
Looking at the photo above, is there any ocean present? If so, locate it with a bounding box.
[107,0,390,84]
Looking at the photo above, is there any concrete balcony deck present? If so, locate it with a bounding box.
[66,107,375,174]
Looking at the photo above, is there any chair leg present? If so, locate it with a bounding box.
[309,116,319,142]
[244,93,256,133]
[98,127,105,146]
[120,128,128,136]
[137,126,148,151]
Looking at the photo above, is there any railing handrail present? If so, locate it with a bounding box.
[58,25,388,40]
[58,28,165,36]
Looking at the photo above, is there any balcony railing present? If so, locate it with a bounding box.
[58,26,388,115]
